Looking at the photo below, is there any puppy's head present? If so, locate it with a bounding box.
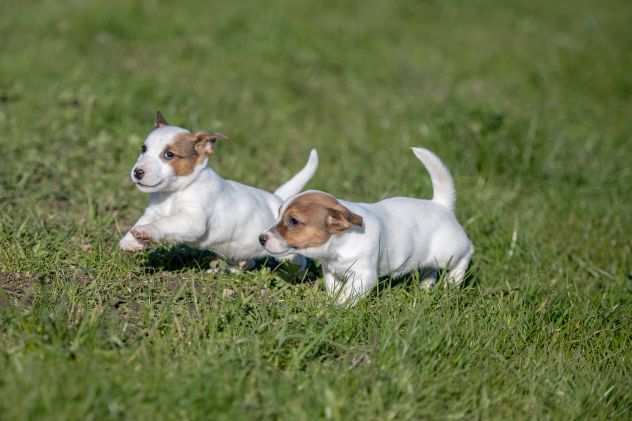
[259,191,363,257]
[130,112,226,192]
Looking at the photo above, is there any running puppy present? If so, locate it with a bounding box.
[119,112,318,269]
[259,147,473,305]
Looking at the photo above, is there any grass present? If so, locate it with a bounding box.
[1,0,632,419]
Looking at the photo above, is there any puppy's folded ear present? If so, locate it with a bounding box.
[193,132,228,155]
[326,206,363,234]
[155,111,169,128]
[348,212,363,227]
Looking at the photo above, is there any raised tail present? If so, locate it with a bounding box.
[273,149,319,200]
[411,147,456,211]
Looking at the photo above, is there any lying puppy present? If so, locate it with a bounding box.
[119,112,318,269]
[259,147,473,305]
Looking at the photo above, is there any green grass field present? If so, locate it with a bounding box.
[1,0,632,419]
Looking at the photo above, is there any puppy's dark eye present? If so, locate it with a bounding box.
[141,145,147,153]
[287,216,300,228]
[163,150,175,160]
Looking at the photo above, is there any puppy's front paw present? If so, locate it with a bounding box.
[131,225,159,244]
[119,232,146,252]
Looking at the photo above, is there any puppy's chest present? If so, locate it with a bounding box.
[150,191,197,217]
[149,200,177,218]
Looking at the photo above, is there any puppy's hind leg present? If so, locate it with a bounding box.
[446,249,473,287]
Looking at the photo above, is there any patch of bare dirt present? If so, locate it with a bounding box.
[0,272,45,307]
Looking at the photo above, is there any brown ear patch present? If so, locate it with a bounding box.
[276,192,363,249]
[163,131,228,177]
[326,210,353,233]
[349,212,363,226]
[193,132,227,156]
[162,132,207,176]
[325,205,363,234]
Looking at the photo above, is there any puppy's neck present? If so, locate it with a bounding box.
[198,164,222,183]
[155,164,224,202]
[300,235,340,262]
[319,232,366,270]
[182,165,223,191]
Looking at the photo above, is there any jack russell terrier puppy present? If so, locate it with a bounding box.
[259,147,473,305]
[119,112,319,270]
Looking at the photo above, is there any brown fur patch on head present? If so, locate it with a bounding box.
[275,192,363,249]
[163,132,227,176]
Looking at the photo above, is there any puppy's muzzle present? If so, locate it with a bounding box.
[258,233,268,246]
[133,168,145,180]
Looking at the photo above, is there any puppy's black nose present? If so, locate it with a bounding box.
[258,234,268,246]
[133,168,145,180]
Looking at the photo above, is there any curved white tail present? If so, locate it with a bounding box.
[411,147,456,211]
[274,149,319,200]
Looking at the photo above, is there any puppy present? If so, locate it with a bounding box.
[119,112,319,269]
[259,147,473,305]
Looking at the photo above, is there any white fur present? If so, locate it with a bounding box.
[119,124,319,264]
[262,147,473,305]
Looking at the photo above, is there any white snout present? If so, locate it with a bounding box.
[261,228,292,256]
[131,156,172,192]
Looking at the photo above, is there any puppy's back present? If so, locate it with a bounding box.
[370,198,470,274]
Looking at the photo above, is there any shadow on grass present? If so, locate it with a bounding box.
[142,246,478,292]
[266,257,322,285]
[375,259,480,295]
[142,245,219,273]
[141,245,322,284]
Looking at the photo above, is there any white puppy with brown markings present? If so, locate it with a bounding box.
[119,112,318,269]
[259,147,473,305]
